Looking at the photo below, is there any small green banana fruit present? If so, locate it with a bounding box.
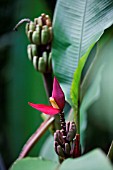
[32,31,40,45]
[33,56,38,70]
[27,45,33,61]
[48,52,52,72]
[42,51,48,63]
[27,44,38,61]
[31,44,37,56]
[29,22,35,31]
[41,25,50,45]
[25,23,29,34]
[27,30,33,43]
[38,57,46,73]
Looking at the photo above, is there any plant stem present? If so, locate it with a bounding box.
[13,19,31,31]
[76,109,80,134]
[77,79,81,135]
[18,116,54,159]
[43,73,53,97]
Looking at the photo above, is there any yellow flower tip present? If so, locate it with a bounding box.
[49,97,60,109]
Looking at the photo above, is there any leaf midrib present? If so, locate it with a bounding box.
[78,0,88,62]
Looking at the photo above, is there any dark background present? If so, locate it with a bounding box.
[0,0,56,168]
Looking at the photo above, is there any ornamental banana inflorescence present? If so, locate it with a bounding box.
[54,121,80,160]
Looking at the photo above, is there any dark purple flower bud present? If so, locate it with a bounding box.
[66,121,70,133]
[54,130,65,145]
[54,141,59,154]
[57,145,65,157]
[66,122,76,142]
[64,143,71,156]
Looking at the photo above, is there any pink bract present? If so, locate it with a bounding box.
[52,77,65,110]
[28,103,60,115]
[28,77,65,115]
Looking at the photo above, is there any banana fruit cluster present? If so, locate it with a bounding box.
[26,14,52,73]
[26,14,52,45]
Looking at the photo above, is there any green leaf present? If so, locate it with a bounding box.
[52,0,113,103]
[80,26,113,153]
[71,43,95,109]
[10,157,58,170]
[58,149,113,170]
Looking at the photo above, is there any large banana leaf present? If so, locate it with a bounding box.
[80,26,113,153]
[10,157,58,170]
[52,0,113,103]
[59,149,113,170]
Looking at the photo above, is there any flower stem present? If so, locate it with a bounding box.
[59,111,67,137]
[18,116,54,159]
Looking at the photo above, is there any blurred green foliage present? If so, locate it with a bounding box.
[0,0,56,168]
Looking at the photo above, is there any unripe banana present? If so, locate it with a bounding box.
[45,15,52,27]
[31,44,37,56]
[27,45,33,61]
[49,27,52,42]
[32,31,40,45]
[27,30,33,42]
[33,56,38,70]
[43,25,48,31]
[25,23,29,34]
[41,13,46,18]
[29,22,35,31]
[48,52,52,72]
[41,26,50,44]
[42,51,48,63]
[35,25,41,32]
[38,57,46,73]
[34,18,38,25]
[38,16,43,26]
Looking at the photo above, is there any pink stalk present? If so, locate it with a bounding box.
[18,116,54,159]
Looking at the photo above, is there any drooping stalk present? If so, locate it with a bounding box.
[13,19,31,31]
[18,116,54,159]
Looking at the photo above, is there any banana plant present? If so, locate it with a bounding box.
[9,0,113,169]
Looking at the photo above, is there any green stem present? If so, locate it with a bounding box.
[74,108,79,134]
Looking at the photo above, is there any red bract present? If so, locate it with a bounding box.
[28,77,65,115]
[52,77,65,110]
